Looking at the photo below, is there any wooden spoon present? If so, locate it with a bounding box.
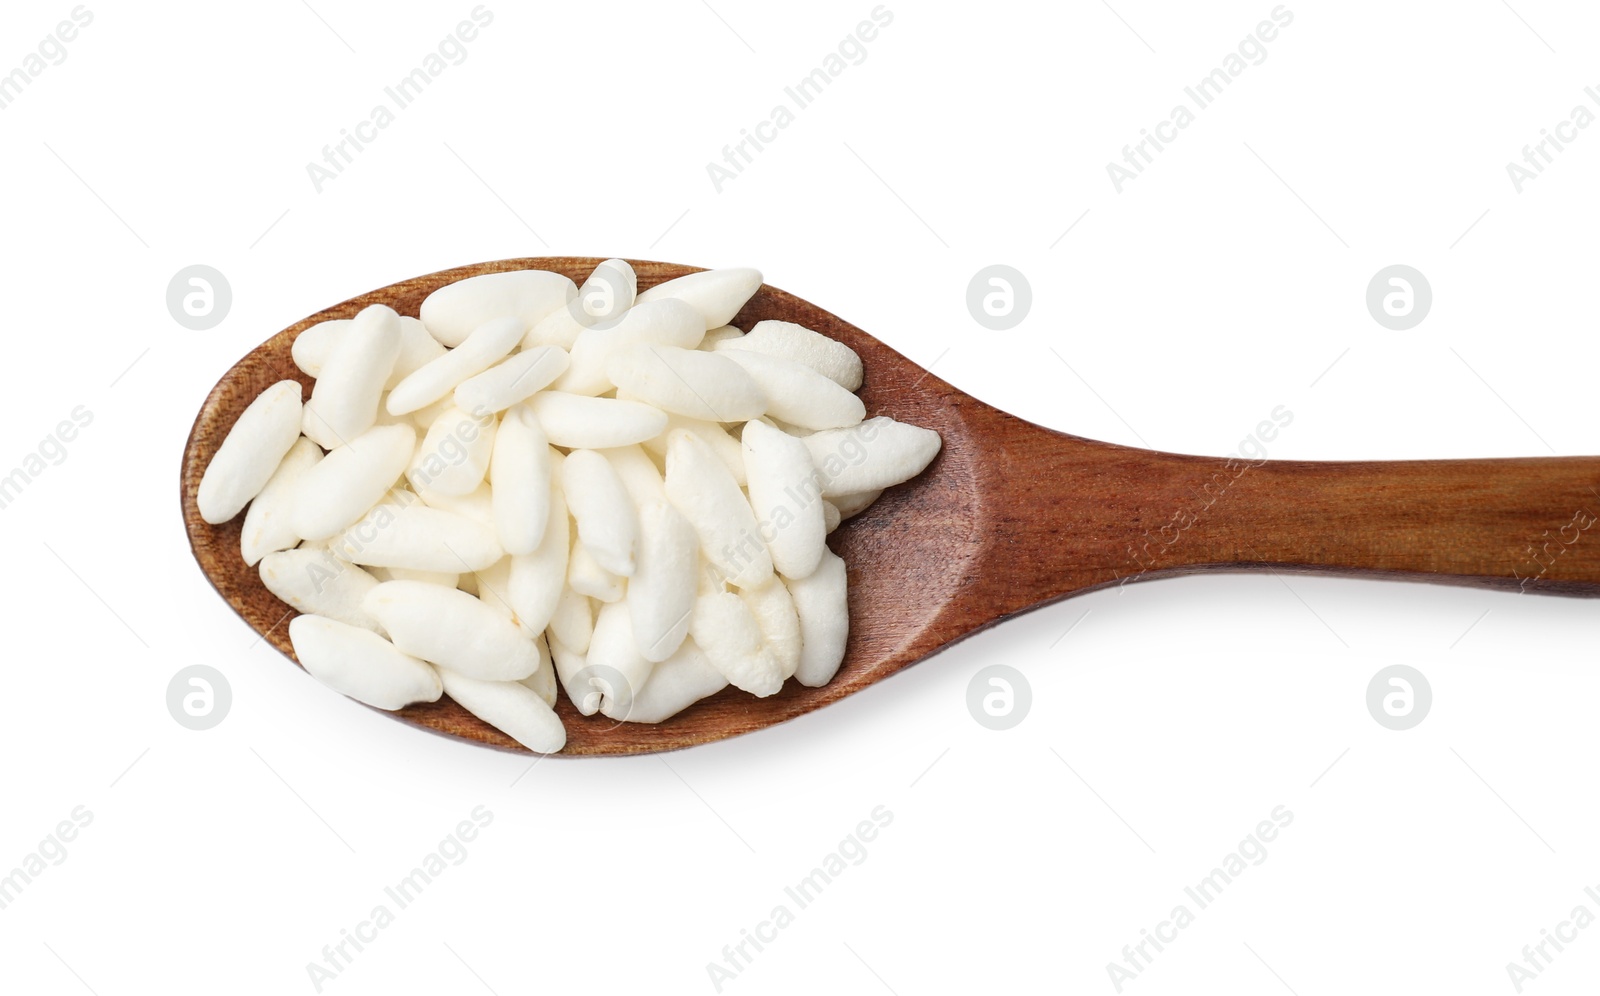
[181,257,1600,756]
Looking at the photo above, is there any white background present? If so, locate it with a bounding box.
[2,1,1598,993]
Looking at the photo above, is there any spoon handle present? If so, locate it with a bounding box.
[1146,454,1600,592]
[976,418,1600,616]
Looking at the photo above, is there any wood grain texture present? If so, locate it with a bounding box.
[181,258,1600,757]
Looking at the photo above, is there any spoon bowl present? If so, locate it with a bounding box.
[181,257,1600,755]
[183,258,984,755]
